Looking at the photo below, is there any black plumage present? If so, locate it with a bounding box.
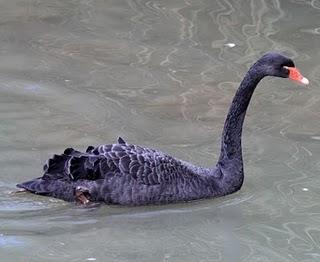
[17,53,307,205]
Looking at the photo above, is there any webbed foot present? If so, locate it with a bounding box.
[75,186,91,205]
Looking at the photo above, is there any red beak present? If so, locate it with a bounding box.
[284,66,309,85]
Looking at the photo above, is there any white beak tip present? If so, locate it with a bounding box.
[301,77,309,85]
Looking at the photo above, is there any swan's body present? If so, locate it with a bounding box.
[19,139,225,205]
[17,53,308,205]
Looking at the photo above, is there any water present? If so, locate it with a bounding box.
[1,0,320,261]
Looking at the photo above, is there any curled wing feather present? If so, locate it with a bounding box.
[43,143,189,186]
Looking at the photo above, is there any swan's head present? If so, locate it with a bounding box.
[257,52,309,85]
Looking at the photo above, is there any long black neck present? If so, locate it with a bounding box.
[218,65,265,165]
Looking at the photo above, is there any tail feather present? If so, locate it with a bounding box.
[17,178,46,194]
[17,178,75,201]
[18,147,102,201]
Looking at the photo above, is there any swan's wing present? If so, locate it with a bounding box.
[83,137,126,154]
[88,143,185,185]
[42,143,189,186]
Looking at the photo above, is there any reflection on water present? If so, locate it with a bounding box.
[1,0,320,261]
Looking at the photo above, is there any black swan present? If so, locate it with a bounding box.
[17,52,309,205]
